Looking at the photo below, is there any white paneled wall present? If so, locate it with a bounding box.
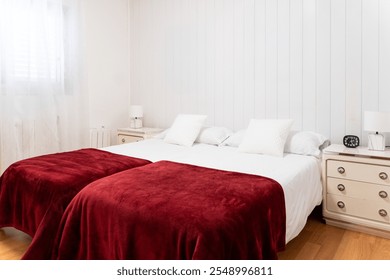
[129,0,390,145]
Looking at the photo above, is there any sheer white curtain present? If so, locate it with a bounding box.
[0,0,88,172]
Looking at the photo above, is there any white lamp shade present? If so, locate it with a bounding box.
[130,105,143,118]
[364,111,390,133]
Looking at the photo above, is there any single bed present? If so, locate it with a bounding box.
[0,148,151,259]
[103,139,323,244]
[52,138,323,259]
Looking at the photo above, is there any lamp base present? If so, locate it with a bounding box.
[368,133,385,151]
[130,118,143,129]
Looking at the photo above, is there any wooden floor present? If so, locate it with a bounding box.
[0,227,32,260]
[278,208,390,260]
[1,209,390,260]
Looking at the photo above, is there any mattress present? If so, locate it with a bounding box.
[103,139,323,243]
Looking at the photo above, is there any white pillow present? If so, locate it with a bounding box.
[284,130,330,158]
[221,129,245,147]
[195,126,233,146]
[238,119,294,157]
[164,114,207,147]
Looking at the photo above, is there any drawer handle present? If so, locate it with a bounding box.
[121,138,126,143]
[379,172,388,180]
[337,184,345,191]
[379,191,388,199]
[379,209,388,217]
[337,167,345,174]
[337,201,345,209]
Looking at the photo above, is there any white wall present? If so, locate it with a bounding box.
[129,0,390,145]
[83,0,130,144]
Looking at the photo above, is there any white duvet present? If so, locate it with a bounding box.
[102,139,323,244]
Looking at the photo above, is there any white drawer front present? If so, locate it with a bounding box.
[327,160,390,186]
[117,134,143,144]
[327,177,390,202]
[327,194,390,223]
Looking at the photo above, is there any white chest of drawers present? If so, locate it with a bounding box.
[117,127,163,144]
[322,144,390,238]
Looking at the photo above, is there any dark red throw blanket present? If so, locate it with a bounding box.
[55,161,286,260]
[0,148,151,259]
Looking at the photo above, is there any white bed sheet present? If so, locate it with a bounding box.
[102,139,323,244]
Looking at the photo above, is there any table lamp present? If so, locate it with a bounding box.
[130,105,143,128]
[364,111,390,151]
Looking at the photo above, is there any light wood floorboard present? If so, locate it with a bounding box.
[1,210,390,260]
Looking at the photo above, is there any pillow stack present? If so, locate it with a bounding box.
[160,114,329,158]
[221,122,330,158]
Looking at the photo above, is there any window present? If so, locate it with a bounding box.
[11,4,63,82]
[0,0,76,93]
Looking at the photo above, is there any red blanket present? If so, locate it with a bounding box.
[0,148,151,259]
[55,161,286,260]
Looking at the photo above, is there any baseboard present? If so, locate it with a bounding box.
[324,218,390,239]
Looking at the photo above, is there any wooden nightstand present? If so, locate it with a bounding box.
[322,144,390,238]
[117,127,163,144]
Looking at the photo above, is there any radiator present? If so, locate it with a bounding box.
[89,127,111,148]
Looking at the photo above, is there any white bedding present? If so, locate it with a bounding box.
[102,139,323,244]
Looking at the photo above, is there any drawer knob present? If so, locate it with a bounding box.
[379,172,388,180]
[121,138,126,143]
[337,167,345,174]
[337,184,345,191]
[379,191,388,199]
[379,209,388,217]
[337,201,345,209]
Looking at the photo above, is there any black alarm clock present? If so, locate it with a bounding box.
[343,135,360,148]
